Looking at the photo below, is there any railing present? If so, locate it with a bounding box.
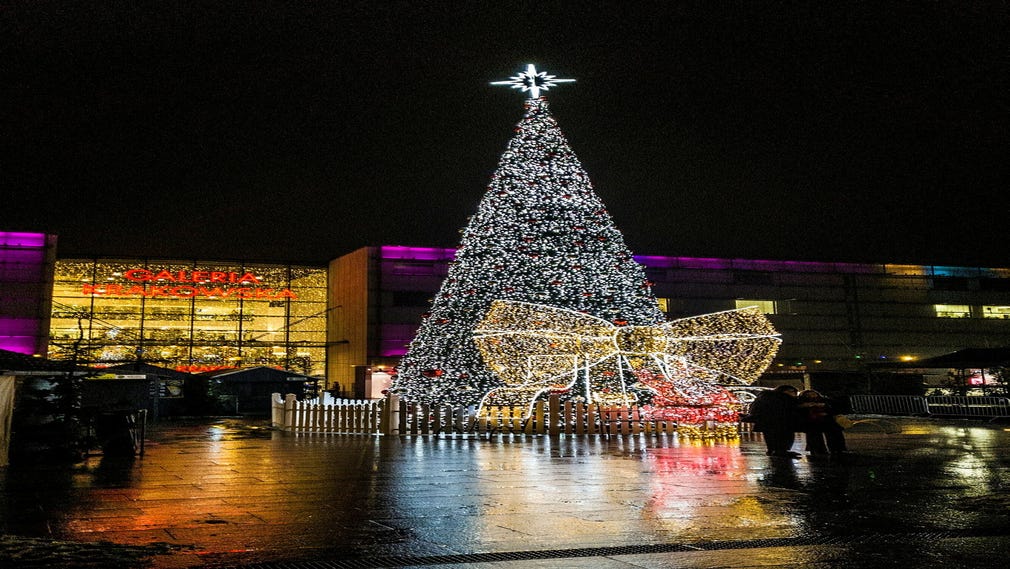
[271,393,735,437]
[850,395,1010,419]
[924,396,1010,419]
[849,395,929,416]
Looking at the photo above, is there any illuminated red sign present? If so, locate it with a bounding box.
[81,268,299,300]
[124,269,260,284]
[176,364,238,373]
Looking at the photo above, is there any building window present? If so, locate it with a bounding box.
[934,304,971,318]
[645,268,667,281]
[734,271,774,285]
[393,291,432,307]
[980,278,1010,292]
[657,298,696,317]
[983,306,1010,319]
[390,262,437,276]
[931,277,970,291]
[735,299,777,314]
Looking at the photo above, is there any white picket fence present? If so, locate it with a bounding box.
[273,393,1010,437]
[272,393,385,434]
[271,393,741,437]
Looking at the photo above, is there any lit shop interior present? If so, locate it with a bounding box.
[47,259,328,377]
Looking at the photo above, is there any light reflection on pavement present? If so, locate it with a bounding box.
[1,417,1009,568]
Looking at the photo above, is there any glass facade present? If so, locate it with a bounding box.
[48,259,327,376]
[934,304,971,318]
[983,306,1010,319]
[735,299,777,314]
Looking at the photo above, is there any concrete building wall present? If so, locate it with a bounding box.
[327,247,372,395]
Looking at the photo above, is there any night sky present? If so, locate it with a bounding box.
[6,2,1009,266]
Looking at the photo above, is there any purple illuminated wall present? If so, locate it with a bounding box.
[0,231,56,355]
[378,245,1003,277]
[381,245,893,275]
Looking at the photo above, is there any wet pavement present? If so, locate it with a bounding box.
[1,416,1009,568]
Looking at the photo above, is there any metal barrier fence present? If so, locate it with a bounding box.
[849,395,929,416]
[924,396,1010,418]
[850,394,1010,419]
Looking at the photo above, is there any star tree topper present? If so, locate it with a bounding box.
[490,64,575,98]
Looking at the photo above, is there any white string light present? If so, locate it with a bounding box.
[473,300,781,418]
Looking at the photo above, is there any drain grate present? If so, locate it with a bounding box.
[215,528,1010,569]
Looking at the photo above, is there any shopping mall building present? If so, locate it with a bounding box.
[4,231,1010,398]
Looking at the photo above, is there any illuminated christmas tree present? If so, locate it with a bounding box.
[394,65,780,424]
[393,65,664,407]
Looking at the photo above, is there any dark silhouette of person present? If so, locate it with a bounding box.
[746,385,800,458]
[796,389,848,456]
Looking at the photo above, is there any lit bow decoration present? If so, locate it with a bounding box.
[472,300,781,417]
